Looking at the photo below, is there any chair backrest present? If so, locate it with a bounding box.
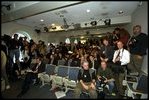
[45,64,56,75]
[57,65,69,77]
[58,60,66,66]
[136,74,148,93]
[68,67,80,81]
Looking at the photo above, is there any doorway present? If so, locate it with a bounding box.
[12,31,31,62]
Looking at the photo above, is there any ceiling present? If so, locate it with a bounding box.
[2,1,140,32]
[1,1,39,14]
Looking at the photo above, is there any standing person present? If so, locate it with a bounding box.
[119,28,130,49]
[1,50,10,90]
[112,41,130,96]
[74,61,97,99]
[100,38,114,68]
[9,34,21,80]
[9,34,20,66]
[112,28,130,49]
[128,25,148,74]
[112,28,121,49]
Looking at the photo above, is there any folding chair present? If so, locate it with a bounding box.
[125,74,148,99]
[51,65,69,89]
[58,60,66,66]
[39,64,56,87]
[64,67,80,93]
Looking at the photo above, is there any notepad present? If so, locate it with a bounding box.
[55,91,66,99]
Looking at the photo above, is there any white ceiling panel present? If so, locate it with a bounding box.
[2,1,140,31]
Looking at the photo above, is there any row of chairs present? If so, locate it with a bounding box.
[38,64,82,93]
[123,69,148,99]
[39,64,148,99]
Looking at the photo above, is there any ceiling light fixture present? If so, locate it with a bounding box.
[104,19,111,25]
[118,10,124,14]
[90,21,97,26]
[52,23,55,26]
[44,27,49,32]
[80,36,84,39]
[98,35,102,37]
[40,19,44,22]
[87,9,90,13]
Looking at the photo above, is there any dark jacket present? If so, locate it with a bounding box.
[70,58,80,67]
[100,45,114,62]
[9,39,20,50]
[130,33,148,56]
[31,61,46,73]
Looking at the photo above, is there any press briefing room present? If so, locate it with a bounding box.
[1,1,148,99]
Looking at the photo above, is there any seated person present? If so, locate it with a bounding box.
[17,54,45,97]
[20,57,30,70]
[74,61,97,99]
[70,54,80,67]
[96,61,115,94]
[12,60,21,80]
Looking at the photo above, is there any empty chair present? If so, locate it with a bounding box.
[64,67,80,93]
[39,64,56,87]
[45,64,57,75]
[125,74,148,99]
[51,66,69,89]
[56,65,69,77]
[58,60,66,66]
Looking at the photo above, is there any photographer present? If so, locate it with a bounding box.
[112,41,130,96]
[100,38,114,69]
[96,61,115,94]
[74,61,97,98]
[128,25,148,74]
[113,28,130,50]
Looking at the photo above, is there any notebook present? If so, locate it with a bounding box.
[55,91,66,99]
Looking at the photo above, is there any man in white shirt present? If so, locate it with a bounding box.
[113,41,130,66]
[112,41,130,96]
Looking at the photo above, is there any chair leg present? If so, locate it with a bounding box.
[64,86,68,93]
[50,82,57,91]
[40,81,45,88]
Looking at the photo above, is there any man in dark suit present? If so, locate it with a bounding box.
[17,54,46,97]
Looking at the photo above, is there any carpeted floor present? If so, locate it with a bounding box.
[1,79,75,99]
[1,78,124,99]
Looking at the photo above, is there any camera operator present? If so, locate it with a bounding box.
[96,61,115,94]
[128,25,148,74]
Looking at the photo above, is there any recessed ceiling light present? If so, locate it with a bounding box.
[98,35,102,37]
[87,9,90,13]
[118,10,124,14]
[52,23,55,26]
[40,19,44,22]
[80,36,84,39]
